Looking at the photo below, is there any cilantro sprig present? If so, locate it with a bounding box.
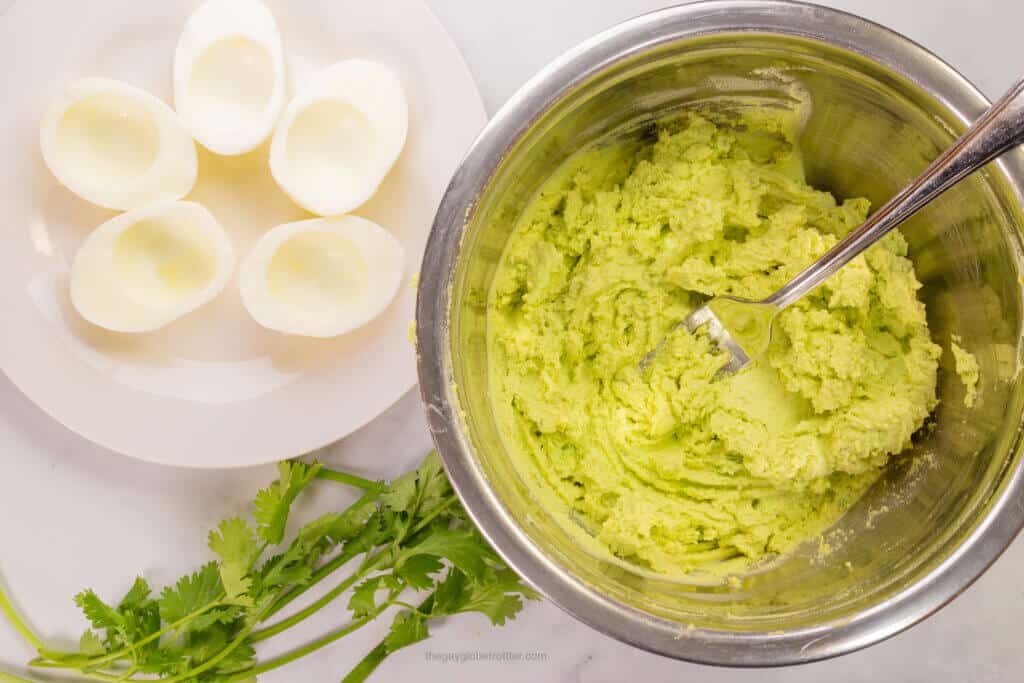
[0,452,538,683]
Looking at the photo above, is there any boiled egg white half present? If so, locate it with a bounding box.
[40,78,198,210]
[71,201,235,333]
[239,216,404,337]
[270,60,408,216]
[174,0,286,155]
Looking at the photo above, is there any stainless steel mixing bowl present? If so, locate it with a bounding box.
[416,0,1024,665]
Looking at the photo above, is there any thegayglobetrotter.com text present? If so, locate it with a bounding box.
[424,650,549,664]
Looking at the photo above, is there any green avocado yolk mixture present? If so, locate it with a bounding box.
[486,113,941,576]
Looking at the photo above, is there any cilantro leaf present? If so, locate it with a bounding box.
[79,630,105,657]
[253,501,400,623]
[432,566,535,626]
[74,589,124,633]
[380,471,417,512]
[185,622,254,674]
[411,453,451,518]
[188,606,244,633]
[296,512,347,559]
[158,562,223,624]
[347,575,400,619]
[460,587,525,626]
[381,453,450,519]
[120,599,161,659]
[137,645,186,676]
[212,641,256,674]
[394,555,443,591]
[338,508,397,565]
[254,461,322,545]
[118,577,152,610]
[217,564,253,605]
[254,510,355,597]
[399,529,497,580]
[430,566,466,616]
[382,610,429,654]
[256,542,313,592]
[347,577,383,619]
[209,518,260,604]
[183,622,230,665]
[209,518,260,569]
[328,489,384,544]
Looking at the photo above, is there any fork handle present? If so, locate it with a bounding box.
[765,76,1024,310]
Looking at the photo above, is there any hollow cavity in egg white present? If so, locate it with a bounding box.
[114,219,220,307]
[240,216,404,338]
[40,78,198,210]
[267,231,371,317]
[174,0,286,156]
[282,101,381,208]
[57,94,159,188]
[270,60,408,216]
[71,201,235,333]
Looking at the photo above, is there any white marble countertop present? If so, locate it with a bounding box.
[1,1,1022,682]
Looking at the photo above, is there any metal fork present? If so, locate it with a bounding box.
[641,76,1024,376]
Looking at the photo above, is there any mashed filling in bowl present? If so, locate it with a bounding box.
[486,113,942,576]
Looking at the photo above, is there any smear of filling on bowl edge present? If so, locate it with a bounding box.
[486,112,949,576]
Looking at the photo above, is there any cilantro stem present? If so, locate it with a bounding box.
[407,496,458,537]
[0,671,41,683]
[342,592,436,683]
[390,601,429,615]
[258,487,383,624]
[315,468,378,491]
[115,667,137,681]
[29,661,145,683]
[100,605,270,683]
[27,661,98,671]
[261,552,350,622]
[341,642,388,683]
[256,490,457,652]
[0,583,44,653]
[223,594,398,683]
[58,671,121,682]
[28,601,226,672]
[250,551,389,643]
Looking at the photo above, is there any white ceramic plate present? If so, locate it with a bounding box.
[0,0,486,467]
